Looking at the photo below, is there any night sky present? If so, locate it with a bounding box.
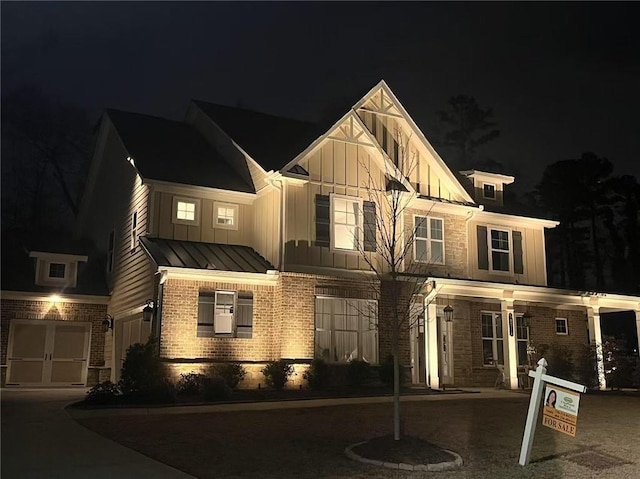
[2,2,639,191]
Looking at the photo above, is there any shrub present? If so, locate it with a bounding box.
[537,343,573,381]
[347,359,371,388]
[303,359,331,390]
[118,337,170,402]
[85,381,120,405]
[575,344,599,390]
[378,354,405,388]
[632,357,640,390]
[203,376,232,401]
[213,363,246,389]
[262,360,294,390]
[176,372,207,396]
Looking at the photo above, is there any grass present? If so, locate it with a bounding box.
[76,393,640,479]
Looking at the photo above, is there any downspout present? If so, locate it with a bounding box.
[270,178,286,271]
[155,270,168,356]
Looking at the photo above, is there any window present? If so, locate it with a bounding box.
[172,197,200,226]
[489,228,510,272]
[555,318,568,335]
[331,195,362,251]
[130,211,138,251]
[197,291,253,338]
[315,297,378,363]
[48,263,66,279]
[516,315,529,367]
[483,183,496,200]
[481,312,504,366]
[107,230,115,273]
[414,216,444,264]
[214,202,239,230]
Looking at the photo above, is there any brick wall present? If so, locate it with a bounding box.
[0,298,108,386]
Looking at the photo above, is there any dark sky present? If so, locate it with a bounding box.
[2,2,639,191]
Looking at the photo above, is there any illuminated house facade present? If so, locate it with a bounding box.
[5,81,638,388]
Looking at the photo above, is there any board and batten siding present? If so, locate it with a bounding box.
[284,140,382,271]
[468,220,547,286]
[149,191,255,247]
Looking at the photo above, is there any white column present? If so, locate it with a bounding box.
[635,310,640,358]
[587,306,606,390]
[501,299,518,390]
[426,301,439,389]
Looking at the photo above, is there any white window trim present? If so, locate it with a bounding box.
[213,201,239,231]
[482,182,497,200]
[515,313,530,367]
[172,196,201,226]
[413,215,445,265]
[47,262,68,281]
[481,311,504,367]
[487,226,513,274]
[555,317,569,335]
[130,211,138,251]
[330,193,363,254]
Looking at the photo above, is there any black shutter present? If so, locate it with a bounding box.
[315,194,330,247]
[197,293,215,337]
[513,231,524,274]
[363,201,377,252]
[477,225,489,270]
[236,292,253,338]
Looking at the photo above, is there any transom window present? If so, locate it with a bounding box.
[315,297,378,363]
[555,318,568,335]
[197,291,253,338]
[172,197,201,226]
[481,312,504,366]
[48,263,66,279]
[332,195,362,251]
[214,202,239,230]
[489,228,510,272]
[483,183,496,199]
[414,216,444,264]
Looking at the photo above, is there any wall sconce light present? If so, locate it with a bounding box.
[142,300,155,322]
[444,304,454,323]
[522,310,533,329]
[102,314,114,332]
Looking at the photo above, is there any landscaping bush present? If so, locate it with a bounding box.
[262,360,294,390]
[575,344,599,390]
[632,357,640,390]
[347,359,371,388]
[118,337,172,402]
[85,380,121,405]
[213,363,246,389]
[176,372,207,396]
[303,358,331,390]
[203,376,232,401]
[537,343,573,380]
[378,354,406,388]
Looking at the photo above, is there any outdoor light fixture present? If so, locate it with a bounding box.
[102,314,114,332]
[142,299,155,322]
[522,310,533,329]
[444,304,454,322]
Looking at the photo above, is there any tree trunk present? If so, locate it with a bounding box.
[393,349,401,440]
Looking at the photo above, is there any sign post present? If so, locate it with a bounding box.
[518,358,586,466]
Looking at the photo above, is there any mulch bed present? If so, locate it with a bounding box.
[352,434,457,465]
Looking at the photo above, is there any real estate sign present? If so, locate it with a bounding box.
[541,385,581,437]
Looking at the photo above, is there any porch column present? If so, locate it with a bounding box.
[635,310,640,358]
[587,306,606,390]
[426,301,439,389]
[501,298,518,390]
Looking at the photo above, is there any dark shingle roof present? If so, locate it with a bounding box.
[140,237,275,274]
[106,109,255,193]
[192,101,324,172]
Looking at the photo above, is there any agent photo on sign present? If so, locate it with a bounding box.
[545,389,557,408]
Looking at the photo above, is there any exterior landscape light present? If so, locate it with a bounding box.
[102,314,114,332]
[142,300,155,322]
[444,304,454,323]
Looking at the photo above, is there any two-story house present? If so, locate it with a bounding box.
[4,80,638,389]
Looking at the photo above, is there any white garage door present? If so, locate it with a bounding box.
[6,320,91,387]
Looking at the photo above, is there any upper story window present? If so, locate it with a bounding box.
[331,195,362,251]
[131,211,138,251]
[48,263,67,279]
[483,183,496,200]
[414,216,444,264]
[476,225,524,275]
[172,197,201,226]
[29,251,87,288]
[214,202,238,230]
[489,228,510,272]
[107,230,115,273]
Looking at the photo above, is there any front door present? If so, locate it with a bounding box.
[6,320,91,386]
[438,315,454,386]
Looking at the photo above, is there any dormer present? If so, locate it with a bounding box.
[460,170,515,207]
[29,251,89,289]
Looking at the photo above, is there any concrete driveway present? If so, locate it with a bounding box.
[1,388,195,479]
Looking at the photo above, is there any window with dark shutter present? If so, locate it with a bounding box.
[477,225,489,270]
[236,292,253,338]
[315,194,330,247]
[363,201,377,252]
[513,231,524,274]
[197,293,215,337]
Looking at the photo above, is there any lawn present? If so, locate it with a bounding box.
[76,393,639,479]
